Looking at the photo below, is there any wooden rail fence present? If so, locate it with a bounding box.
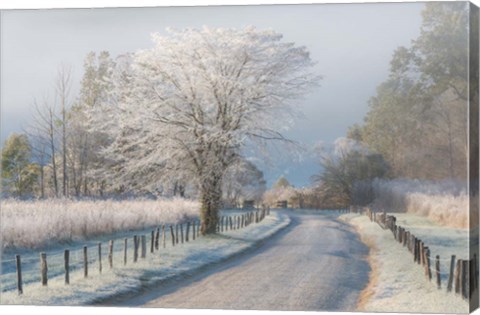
[350,206,478,300]
[9,207,270,295]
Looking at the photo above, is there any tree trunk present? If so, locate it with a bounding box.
[200,175,222,235]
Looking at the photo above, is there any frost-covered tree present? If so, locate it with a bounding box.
[356,2,470,180]
[92,27,318,234]
[273,176,292,190]
[222,159,266,207]
[69,51,115,196]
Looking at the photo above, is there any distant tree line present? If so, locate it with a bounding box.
[349,2,469,180]
[313,2,470,208]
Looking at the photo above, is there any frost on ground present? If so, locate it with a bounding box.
[371,179,470,228]
[340,213,469,314]
[0,211,289,306]
[1,198,199,250]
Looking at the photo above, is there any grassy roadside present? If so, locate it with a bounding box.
[1,211,290,306]
[339,213,469,314]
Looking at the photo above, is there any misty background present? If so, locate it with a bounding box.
[0,3,424,187]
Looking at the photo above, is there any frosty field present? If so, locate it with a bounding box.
[0,210,289,305]
[0,198,199,250]
[371,179,470,228]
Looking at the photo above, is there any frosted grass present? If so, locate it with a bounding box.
[1,198,199,250]
[371,179,471,228]
[0,212,289,306]
[340,213,469,313]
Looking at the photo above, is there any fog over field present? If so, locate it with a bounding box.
[0,3,423,186]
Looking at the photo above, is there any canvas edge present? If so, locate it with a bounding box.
[469,1,480,313]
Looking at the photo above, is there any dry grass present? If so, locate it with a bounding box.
[371,179,470,228]
[1,198,199,250]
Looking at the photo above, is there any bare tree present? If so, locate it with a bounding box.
[29,95,59,197]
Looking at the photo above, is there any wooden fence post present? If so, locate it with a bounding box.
[426,248,432,280]
[412,236,416,256]
[175,225,179,244]
[416,239,421,264]
[98,243,102,274]
[162,225,166,248]
[455,259,462,294]
[133,235,139,262]
[192,221,196,240]
[469,255,477,296]
[150,231,155,253]
[186,222,190,242]
[108,240,114,269]
[40,252,48,286]
[180,224,184,244]
[64,250,70,285]
[141,235,147,258]
[237,216,241,229]
[420,242,424,266]
[435,255,441,289]
[83,246,88,278]
[170,225,175,246]
[155,227,160,250]
[423,246,429,276]
[124,238,128,265]
[462,260,468,299]
[447,255,456,292]
[229,216,233,230]
[16,255,23,294]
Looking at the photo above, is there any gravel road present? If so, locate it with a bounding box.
[123,210,370,311]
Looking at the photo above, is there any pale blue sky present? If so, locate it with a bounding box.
[0,3,424,186]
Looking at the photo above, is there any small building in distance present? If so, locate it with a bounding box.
[276,200,288,208]
[242,200,255,209]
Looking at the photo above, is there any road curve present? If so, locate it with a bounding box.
[123,211,370,311]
